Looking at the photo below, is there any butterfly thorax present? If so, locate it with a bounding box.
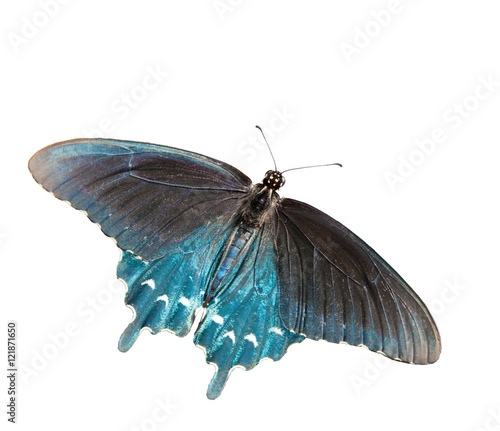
[240,179,281,227]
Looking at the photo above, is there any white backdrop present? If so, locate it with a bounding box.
[2,1,500,430]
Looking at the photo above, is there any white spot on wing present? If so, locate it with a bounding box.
[212,315,224,324]
[141,279,155,290]
[179,297,190,306]
[269,327,283,335]
[224,331,235,343]
[244,334,258,347]
[156,294,169,305]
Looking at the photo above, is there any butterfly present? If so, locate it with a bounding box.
[28,135,441,399]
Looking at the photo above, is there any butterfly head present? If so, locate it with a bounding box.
[263,170,285,190]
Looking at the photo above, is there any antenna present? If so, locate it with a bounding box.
[256,125,277,171]
[255,125,342,174]
[282,162,342,174]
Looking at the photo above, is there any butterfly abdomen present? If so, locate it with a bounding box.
[203,183,280,305]
[203,223,255,305]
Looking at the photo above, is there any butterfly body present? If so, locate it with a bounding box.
[29,138,441,400]
[204,223,255,305]
[202,171,283,304]
[239,177,281,227]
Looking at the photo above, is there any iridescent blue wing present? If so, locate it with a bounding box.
[116,226,231,350]
[276,198,441,365]
[28,139,251,261]
[29,139,252,346]
[194,219,304,400]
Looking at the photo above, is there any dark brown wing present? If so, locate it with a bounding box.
[29,138,252,261]
[276,198,441,364]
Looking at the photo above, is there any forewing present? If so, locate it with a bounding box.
[28,138,252,261]
[276,198,441,365]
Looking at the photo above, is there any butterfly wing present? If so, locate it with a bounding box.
[116,220,231,351]
[29,138,252,345]
[194,220,304,399]
[276,198,441,365]
[28,138,252,261]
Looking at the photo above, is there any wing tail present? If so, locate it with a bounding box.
[194,223,303,399]
[116,210,237,351]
